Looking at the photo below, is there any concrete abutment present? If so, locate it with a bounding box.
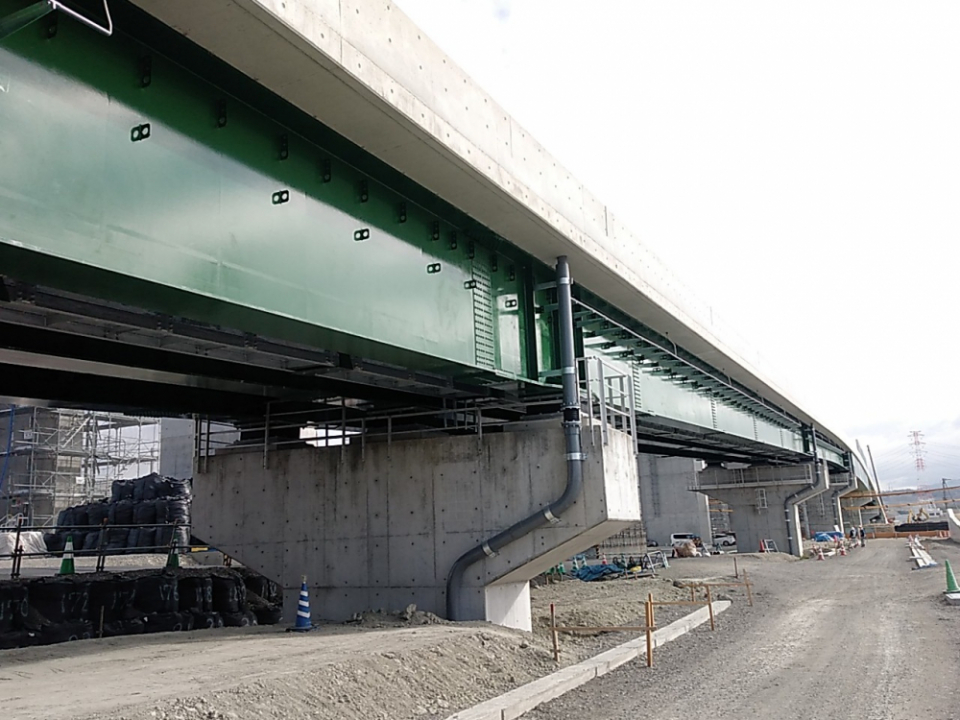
[193,423,639,630]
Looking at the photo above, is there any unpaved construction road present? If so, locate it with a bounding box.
[528,539,960,720]
[4,539,960,719]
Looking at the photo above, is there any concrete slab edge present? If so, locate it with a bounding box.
[445,600,731,720]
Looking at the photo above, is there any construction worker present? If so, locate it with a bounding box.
[859,526,866,546]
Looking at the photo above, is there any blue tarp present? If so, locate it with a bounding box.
[574,564,623,582]
[813,531,843,542]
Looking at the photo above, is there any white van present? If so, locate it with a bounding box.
[670,532,698,547]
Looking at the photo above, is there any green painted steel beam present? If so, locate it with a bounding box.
[0,3,559,386]
[0,0,813,461]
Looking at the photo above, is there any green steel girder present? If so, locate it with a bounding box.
[573,298,808,455]
[0,1,560,386]
[0,0,824,463]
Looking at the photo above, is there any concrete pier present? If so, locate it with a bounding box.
[194,424,639,630]
[696,463,830,556]
[637,455,711,547]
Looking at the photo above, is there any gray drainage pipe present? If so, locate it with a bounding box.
[784,426,827,555]
[445,255,584,621]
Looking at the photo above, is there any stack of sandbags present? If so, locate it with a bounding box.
[48,473,192,554]
[0,567,280,650]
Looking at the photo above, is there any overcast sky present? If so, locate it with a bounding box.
[393,0,960,489]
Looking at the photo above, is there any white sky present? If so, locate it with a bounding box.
[393,0,960,489]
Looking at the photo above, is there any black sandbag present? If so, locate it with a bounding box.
[113,500,134,526]
[127,528,140,552]
[113,577,137,619]
[133,573,178,614]
[57,507,74,530]
[89,575,139,625]
[178,576,212,613]
[102,617,145,638]
[29,578,89,624]
[222,610,257,627]
[211,575,244,614]
[132,475,145,503]
[142,474,163,502]
[44,533,65,553]
[0,583,28,633]
[156,525,174,549]
[133,501,156,526]
[111,479,134,502]
[240,571,282,606]
[137,527,157,552]
[86,502,108,527]
[142,612,189,634]
[105,528,129,555]
[80,531,100,556]
[0,629,39,649]
[154,498,169,524]
[38,621,93,645]
[165,477,192,499]
[72,506,89,529]
[70,531,88,555]
[254,605,283,625]
[125,528,141,553]
[167,497,190,523]
[88,577,119,624]
[192,611,223,630]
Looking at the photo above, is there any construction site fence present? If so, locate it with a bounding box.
[2,520,190,579]
[869,530,948,540]
[548,565,753,667]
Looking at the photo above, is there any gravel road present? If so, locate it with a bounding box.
[526,539,960,720]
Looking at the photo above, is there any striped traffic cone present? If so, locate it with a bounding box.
[293,575,312,631]
[59,534,76,575]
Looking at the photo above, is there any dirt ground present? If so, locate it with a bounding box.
[7,540,951,720]
[527,539,960,720]
[0,557,742,720]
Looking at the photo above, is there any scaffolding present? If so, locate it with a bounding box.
[0,407,160,528]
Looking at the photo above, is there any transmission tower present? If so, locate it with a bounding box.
[908,430,926,482]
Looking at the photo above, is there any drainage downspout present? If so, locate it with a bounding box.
[446,255,584,621]
[783,426,827,555]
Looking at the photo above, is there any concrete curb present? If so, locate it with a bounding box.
[446,600,731,720]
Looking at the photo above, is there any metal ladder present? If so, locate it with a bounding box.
[577,356,637,449]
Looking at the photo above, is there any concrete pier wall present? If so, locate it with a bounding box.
[193,424,639,630]
[637,455,711,547]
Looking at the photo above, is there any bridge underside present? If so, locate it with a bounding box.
[0,275,814,466]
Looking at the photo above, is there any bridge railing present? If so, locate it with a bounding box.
[578,356,637,450]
